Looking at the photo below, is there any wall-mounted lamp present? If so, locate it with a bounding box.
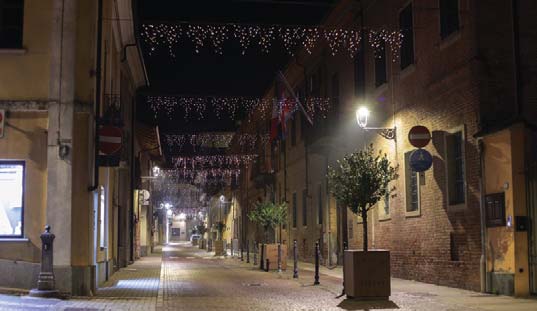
[356,107,396,140]
[152,166,160,177]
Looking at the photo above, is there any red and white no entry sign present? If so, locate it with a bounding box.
[408,125,431,148]
[99,125,123,155]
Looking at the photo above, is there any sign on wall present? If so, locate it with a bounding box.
[408,125,431,148]
[0,110,5,138]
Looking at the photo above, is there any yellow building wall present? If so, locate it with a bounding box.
[75,0,97,103]
[0,0,53,100]
[0,112,48,262]
[71,113,92,266]
[484,129,515,273]
[483,124,530,296]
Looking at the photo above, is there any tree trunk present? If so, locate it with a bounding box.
[362,209,368,252]
[264,225,269,244]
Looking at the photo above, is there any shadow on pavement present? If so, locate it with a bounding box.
[337,299,399,310]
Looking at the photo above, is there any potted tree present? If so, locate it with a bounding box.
[213,221,226,256]
[195,224,206,248]
[328,144,397,300]
[248,200,288,270]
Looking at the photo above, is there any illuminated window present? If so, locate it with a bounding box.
[99,186,107,248]
[0,161,24,237]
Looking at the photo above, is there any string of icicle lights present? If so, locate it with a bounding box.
[173,154,257,169]
[141,23,403,58]
[162,168,242,185]
[147,96,331,120]
[165,133,270,150]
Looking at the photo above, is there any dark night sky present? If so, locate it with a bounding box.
[136,0,335,155]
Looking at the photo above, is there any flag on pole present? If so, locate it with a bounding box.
[276,71,313,126]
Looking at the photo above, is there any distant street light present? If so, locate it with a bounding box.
[355,106,396,140]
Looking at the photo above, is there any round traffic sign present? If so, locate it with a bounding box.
[409,149,433,172]
[408,125,431,148]
[99,126,123,155]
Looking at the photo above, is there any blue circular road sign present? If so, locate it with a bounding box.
[409,149,433,172]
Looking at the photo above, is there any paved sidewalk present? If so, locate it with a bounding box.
[1,243,537,310]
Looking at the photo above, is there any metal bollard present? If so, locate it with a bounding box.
[265,258,270,272]
[29,225,59,297]
[277,243,282,272]
[246,240,250,263]
[293,240,298,278]
[341,241,348,295]
[314,241,320,285]
[253,241,258,266]
[241,244,244,261]
[259,243,265,270]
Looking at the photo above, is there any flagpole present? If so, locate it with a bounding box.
[277,71,313,125]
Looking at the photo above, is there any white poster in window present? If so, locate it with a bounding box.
[0,163,24,236]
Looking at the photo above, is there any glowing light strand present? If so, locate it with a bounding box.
[141,23,401,58]
[147,96,331,120]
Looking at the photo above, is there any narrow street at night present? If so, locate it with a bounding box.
[1,0,537,309]
[1,242,537,310]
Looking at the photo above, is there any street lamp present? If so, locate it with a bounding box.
[152,166,160,177]
[355,106,396,140]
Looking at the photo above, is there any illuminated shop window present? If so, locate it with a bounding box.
[0,161,24,237]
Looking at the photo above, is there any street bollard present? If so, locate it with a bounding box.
[29,225,59,298]
[253,241,258,266]
[246,240,250,263]
[293,240,298,278]
[241,244,244,261]
[259,243,265,270]
[265,259,270,272]
[314,241,320,285]
[341,241,348,296]
[277,243,282,272]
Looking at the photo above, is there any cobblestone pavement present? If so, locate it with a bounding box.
[1,242,537,310]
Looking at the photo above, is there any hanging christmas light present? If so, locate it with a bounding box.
[141,22,401,59]
[147,95,331,120]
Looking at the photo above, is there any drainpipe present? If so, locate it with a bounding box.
[478,139,491,293]
[89,0,104,192]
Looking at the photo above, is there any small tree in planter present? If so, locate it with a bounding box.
[248,201,288,270]
[195,224,207,248]
[328,144,397,299]
[248,201,287,243]
[213,221,226,255]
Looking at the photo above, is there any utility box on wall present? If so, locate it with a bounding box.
[485,193,506,227]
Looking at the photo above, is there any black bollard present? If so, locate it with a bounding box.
[314,241,320,285]
[246,240,250,263]
[241,244,244,261]
[265,258,270,272]
[29,225,59,298]
[293,240,298,278]
[259,243,265,270]
[341,241,348,296]
[277,243,282,272]
[253,241,258,266]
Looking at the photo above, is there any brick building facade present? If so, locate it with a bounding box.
[232,0,537,296]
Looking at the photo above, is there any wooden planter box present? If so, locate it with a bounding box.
[344,250,390,300]
[260,243,287,270]
[214,240,226,256]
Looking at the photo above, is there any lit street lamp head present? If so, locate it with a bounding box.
[356,106,370,128]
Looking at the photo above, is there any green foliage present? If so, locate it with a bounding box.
[247,200,288,230]
[214,221,225,234]
[327,144,398,216]
[195,224,206,235]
